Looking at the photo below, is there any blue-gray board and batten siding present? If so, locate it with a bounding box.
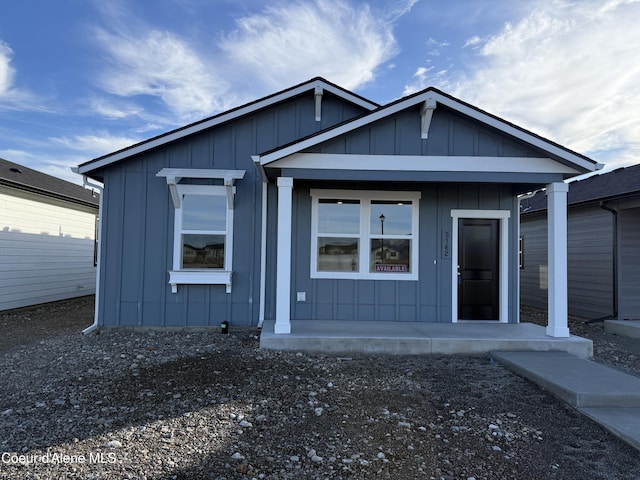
[287,183,520,323]
[95,90,557,328]
[96,92,370,327]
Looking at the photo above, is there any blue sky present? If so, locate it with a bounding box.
[1,0,639,183]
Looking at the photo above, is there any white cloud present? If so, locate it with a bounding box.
[403,66,451,96]
[94,27,233,122]
[89,1,408,125]
[1,132,140,185]
[0,40,43,111]
[463,35,482,48]
[219,0,399,90]
[448,0,640,169]
[0,41,15,95]
[51,133,139,156]
[0,148,85,185]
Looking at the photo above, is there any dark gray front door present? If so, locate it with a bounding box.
[458,218,499,320]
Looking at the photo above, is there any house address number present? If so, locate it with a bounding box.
[442,230,450,259]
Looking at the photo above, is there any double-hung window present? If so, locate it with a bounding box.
[157,168,245,293]
[179,186,228,270]
[311,189,420,280]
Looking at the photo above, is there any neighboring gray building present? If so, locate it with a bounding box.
[0,158,99,310]
[520,164,640,320]
[76,78,600,338]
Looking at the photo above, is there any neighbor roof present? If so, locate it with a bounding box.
[0,158,99,208]
[521,163,640,214]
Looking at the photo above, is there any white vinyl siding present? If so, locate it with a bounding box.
[0,188,97,311]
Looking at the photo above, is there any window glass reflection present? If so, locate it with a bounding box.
[318,199,360,234]
[370,201,412,235]
[182,195,226,231]
[318,237,359,272]
[370,239,411,273]
[182,234,225,268]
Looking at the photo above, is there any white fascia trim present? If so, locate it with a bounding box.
[257,90,601,173]
[270,153,581,175]
[157,168,245,182]
[157,168,245,209]
[450,209,511,324]
[169,270,232,294]
[78,81,377,175]
[259,94,432,165]
[431,94,601,172]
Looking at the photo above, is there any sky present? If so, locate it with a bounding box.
[0,0,639,184]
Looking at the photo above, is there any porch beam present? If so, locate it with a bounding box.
[275,177,294,334]
[546,182,570,337]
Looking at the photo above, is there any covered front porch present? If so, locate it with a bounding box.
[260,319,593,358]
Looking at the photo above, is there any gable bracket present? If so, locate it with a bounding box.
[420,97,437,139]
[224,178,235,210]
[315,86,323,122]
[157,168,245,209]
[164,175,182,208]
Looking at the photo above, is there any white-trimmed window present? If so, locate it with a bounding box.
[157,168,245,293]
[178,185,229,270]
[311,189,420,280]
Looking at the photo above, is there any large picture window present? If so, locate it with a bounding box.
[311,190,420,280]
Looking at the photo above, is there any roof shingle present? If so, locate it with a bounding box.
[0,158,99,207]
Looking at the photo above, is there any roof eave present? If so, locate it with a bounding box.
[257,87,601,175]
[77,78,378,176]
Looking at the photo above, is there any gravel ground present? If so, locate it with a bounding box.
[1,296,639,480]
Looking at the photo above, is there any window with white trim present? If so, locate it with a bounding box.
[311,189,420,280]
[179,186,229,269]
[156,168,245,293]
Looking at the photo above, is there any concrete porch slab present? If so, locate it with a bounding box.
[260,320,593,358]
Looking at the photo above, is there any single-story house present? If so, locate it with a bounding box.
[521,164,640,320]
[75,77,601,339]
[0,158,99,310]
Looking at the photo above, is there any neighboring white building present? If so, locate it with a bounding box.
[0,158,99,310]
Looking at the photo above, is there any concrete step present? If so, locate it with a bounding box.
[580,407,640,451]
[492,351,640,408]
[604,320,640,339]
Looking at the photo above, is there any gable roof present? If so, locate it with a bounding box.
[77,77,379,177]
[521,163,640,214]
[0,158,99,208]
[257,86,601,175]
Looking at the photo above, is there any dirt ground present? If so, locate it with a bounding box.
[1,296,639,480]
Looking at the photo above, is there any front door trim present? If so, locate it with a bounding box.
[451,209,510,323]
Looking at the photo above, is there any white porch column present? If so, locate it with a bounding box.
[275,177,293,334]
[546,182,570,337]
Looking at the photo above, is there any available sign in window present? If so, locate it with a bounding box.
[370,201,412,273]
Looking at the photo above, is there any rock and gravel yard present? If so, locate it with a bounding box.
[1,296,639,480]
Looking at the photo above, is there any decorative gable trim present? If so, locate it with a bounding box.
[420,97,437,139]
[78,78,378,176]
[257,88,602,175]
